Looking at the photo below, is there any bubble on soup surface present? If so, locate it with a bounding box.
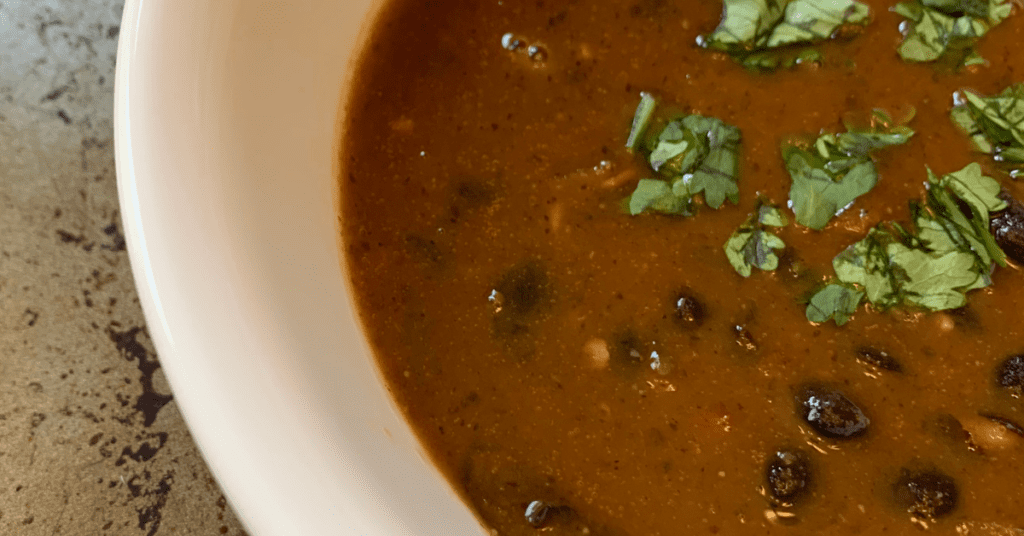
[501,32,522,51]
[854,346,903,373]
[765,449,811,505]
[527,45,548,63]
[671,289,706,329]
[996,354,1024,397]
[795,384,870,439]
[892,469,958,521]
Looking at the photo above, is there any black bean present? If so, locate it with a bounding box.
[404,234,450,267]
[524,501,575,529]
[524,501,553,528]
[672,289,706,329]
[991,190,1024,265]
[493,260,548,319]
[892,469,958,520]
[979,413,1024,438]
[461,448,622,536]
[460,448,559,532]
[449,178,499,223]
[796,384,870,439]
[609,329,647,376]
[932,414,967,442]
[945,306,981,331]
[765,450,811,505]
[454,178,498,206]
[996,354,1024,398]
[775,248,817,285]
[490,261,549,361]
[854,346,903,373]
[733,325,758,353]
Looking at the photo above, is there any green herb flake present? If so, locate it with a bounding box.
[924,164,1007,268]
[806,284,864,325]
[628,178,693,216]
[625,108,743,216]
[784,112,915,230]
[806,163,1008,324]
[889,244,985,310]
[626,92,658,151]
[832,228,900,306]
[893,0,1012,67]
[724,204,788,277]
[683,115,743,209]
[950,83,1024,178]
[933,162,1006,220]
[700,0,871,70]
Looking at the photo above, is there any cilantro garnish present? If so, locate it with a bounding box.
[626,92,657,151]
[806,163,1008,324]
[699,0,871,70]
[893,0,1013,67]
[805,284,864,326]
[950,83,1024,179]
[623,96,743,216]
[724,203,788,277]
[628,179,694,216]
[919,164,1007,268]
[784,111,915,230]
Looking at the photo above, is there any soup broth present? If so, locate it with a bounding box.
[341,0,1024,533]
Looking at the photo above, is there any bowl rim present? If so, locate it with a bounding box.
[113,1,488,534]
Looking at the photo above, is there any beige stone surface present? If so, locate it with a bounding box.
[0,1,248,534]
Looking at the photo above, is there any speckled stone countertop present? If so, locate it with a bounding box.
[0,1,247,534]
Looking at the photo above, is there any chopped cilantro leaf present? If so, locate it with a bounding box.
[893,0,1012,67]
[806,284,864,325]
[923,164,1007,268]
[704,0,789,48]
[934,162,1006,219]
[832,228,900,306]
[626,92,658,151]
[767,0,871,47]
[890,244,985,310]
[724,204,788,277]
[625,98,743,215]
[784,112,914,230]
[700,0,871,70]
[950,84,1024,178]
[682,115,743,209]
[913,206,962,255]
[806,163,1008,324]
[649,120,704,176]
[629,178,693,216]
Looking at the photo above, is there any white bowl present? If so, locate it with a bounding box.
[113,1,484,534]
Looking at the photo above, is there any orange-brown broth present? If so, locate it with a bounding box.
[341,0,1024,533]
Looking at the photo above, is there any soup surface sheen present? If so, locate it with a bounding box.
[342,0,1024,534]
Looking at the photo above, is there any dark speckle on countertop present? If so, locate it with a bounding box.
[0,0,247,533]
